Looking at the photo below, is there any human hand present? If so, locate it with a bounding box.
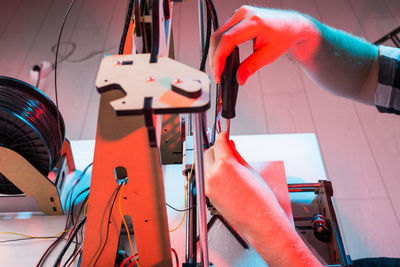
[209,5,320,85]
[204,133,322,266]
[204,133,286,234]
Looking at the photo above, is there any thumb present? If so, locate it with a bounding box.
[229,140,250,168]
[214,132,233,161]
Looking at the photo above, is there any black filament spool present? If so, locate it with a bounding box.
[0,76,65,194]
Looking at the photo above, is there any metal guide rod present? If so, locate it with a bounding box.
[183,134,196,263]
[197,0,207,142]
[184,131,196,262]
[193,1,209,265]
[185,178,197,263]
[185,182,191,262]
[193,112,209,266]
[226,119,231,139]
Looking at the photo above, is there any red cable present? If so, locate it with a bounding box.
[36,198,87,267]
[126,259,137,267]
[119,248,178,267]
[67,196,88,241]
[35,233,65,267]
[120,254,138,267]
[36,207,74,266]
[171,247,179,267]
[66,247,82,267]
[216,96,222,133]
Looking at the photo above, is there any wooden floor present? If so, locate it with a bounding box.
[1,0,400,261]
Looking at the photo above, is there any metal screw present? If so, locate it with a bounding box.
[173,78,182,84]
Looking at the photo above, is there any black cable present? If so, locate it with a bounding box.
[35,232,71,267]
[39,206,86,267]
[89,184,122,267]
[150,0,160,63]
[119,0,135,55]
[208,0,219,30]
[55,166,91,267]
[52,217,87,267]
[35,132,89,267]
[35,76,41,89]
[51,42,113,63]
[0,236,80,245]
[199,0,212,72]
[64,162,92,224]
[166,202,196,212]
[208,0,221,145]
[64,195,89,267]
[211,83,220,145]
[201,113,210,149]
[51,42,76,64]
[199,0,213,148]
[200,0,219,71]
[70,187,90,223]
[63,196,89,267]
[54,0,78,139]
[200,0,221,147]
[63,236,80,267]
[35,66,41,88]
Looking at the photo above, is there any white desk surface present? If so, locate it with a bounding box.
[1,133,328,266]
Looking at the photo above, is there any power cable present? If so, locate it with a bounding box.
[165,202,195,212]
[52,217,87,267]
[119,0,135,54]
[54,0,78,139]
[89,184,122,266]
[118,182,140,267]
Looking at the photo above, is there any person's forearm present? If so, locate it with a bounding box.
[213,163,321,267]
[240,188,322,267]
[247,213,322,267]
[290,15,379,105]
[205,133,323,266]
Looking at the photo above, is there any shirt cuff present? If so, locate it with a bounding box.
[375,45,400,114]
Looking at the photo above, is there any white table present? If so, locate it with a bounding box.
[0,133,328,266]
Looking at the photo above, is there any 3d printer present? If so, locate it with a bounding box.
[0,1,353,266]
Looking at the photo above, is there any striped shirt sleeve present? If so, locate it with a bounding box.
[375,45,400,115]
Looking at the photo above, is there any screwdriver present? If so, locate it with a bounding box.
[221,46,240,139]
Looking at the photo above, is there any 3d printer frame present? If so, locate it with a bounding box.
[79,1,352,267]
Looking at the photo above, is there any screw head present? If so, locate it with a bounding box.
[147,76,155,82]
[173,78,182,84]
